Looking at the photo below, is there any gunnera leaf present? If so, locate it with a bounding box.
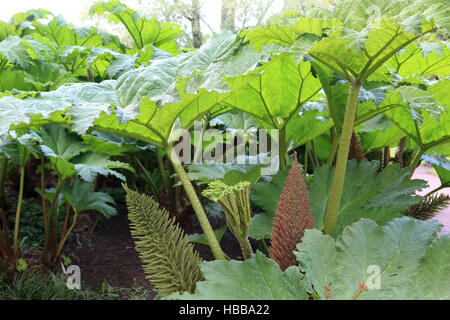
[295,217,444,299]
[124,185,204,297]
[270,152,315,271]
[168,251,309,300]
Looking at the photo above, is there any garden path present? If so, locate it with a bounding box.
[412,164,450,235]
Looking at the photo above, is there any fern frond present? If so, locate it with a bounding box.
[123,185,204,297]
[270,153,315,271]
[403,193,450,221]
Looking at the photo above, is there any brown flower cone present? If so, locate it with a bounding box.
[270,152,315,271]
[348,131,366,163]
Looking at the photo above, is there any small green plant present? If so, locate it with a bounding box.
[15,258,27,272]
[61,255,71,268]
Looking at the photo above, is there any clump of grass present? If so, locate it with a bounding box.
[0,268,86,300]
[0,268,153,300]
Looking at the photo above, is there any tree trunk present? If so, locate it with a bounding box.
[221,0,237,32]
[190,0,203,48]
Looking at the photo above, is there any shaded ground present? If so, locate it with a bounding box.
[68,204,157,297]
[67,202,250,297]
[66,164,449,297]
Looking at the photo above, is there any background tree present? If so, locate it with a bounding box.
[221,0,237,32]
[79,0,337,49]
[136,0,205,48]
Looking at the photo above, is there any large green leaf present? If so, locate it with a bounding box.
[422,152,450,186]
[384,41,450,81]
[0,32,260,149]
[383,89,450,154]
[71,151,132,182]
[414,234,450,300]
[169,251,308,300]
[356,84,449,153]
[223,53,325,150]
[187,163,261,186]
[21,61,76,91]
[42,81,121,135]
[243,16,341,52]
[296,217,444,299]
[0,36,54,69]
[0,21,17,41]
[30,16,103,50]
[89,0,183,51]
[0,95,69,149]
[84,33,260,147]
[225,53,322,129]
[61,179,117,218]
[246,0,448,81]
[308,160,427,236]
[0,69,32,91]
[30,124,87,179]
[60,45,136,80]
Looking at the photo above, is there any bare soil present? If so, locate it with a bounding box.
[66,202,252,298]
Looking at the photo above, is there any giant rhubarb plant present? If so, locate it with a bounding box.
[171,217,449,300]
[270,153,314,271]
[243,0,449,236]
[124,185,204,297]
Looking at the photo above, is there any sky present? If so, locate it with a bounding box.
[0,1,290,36]
[0,0,96,24]
[0,0,224,32]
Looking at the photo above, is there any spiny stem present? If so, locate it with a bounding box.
[238,237,253,260]
[156,148,169,194]
[47,179,64,262]
[327,127,338,166]
[135,156,159,196]
[407,149,424,179]
[352,281,368,300]
[304,142,309,174]
[57,177,75,256]
[13,166,25,254]
[310,140,320,168]
[0,156,7,209]
[323,82,361,235]
[425,182,450,198]
[193,116,209,164]
[167,145,226,260]
[257,239,270,256]
[56,211,79,257]
[279,127,287,171]
[40,152,49,257]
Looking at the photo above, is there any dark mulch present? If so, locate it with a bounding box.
[67,202,253,299]
[67,204,156,297]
